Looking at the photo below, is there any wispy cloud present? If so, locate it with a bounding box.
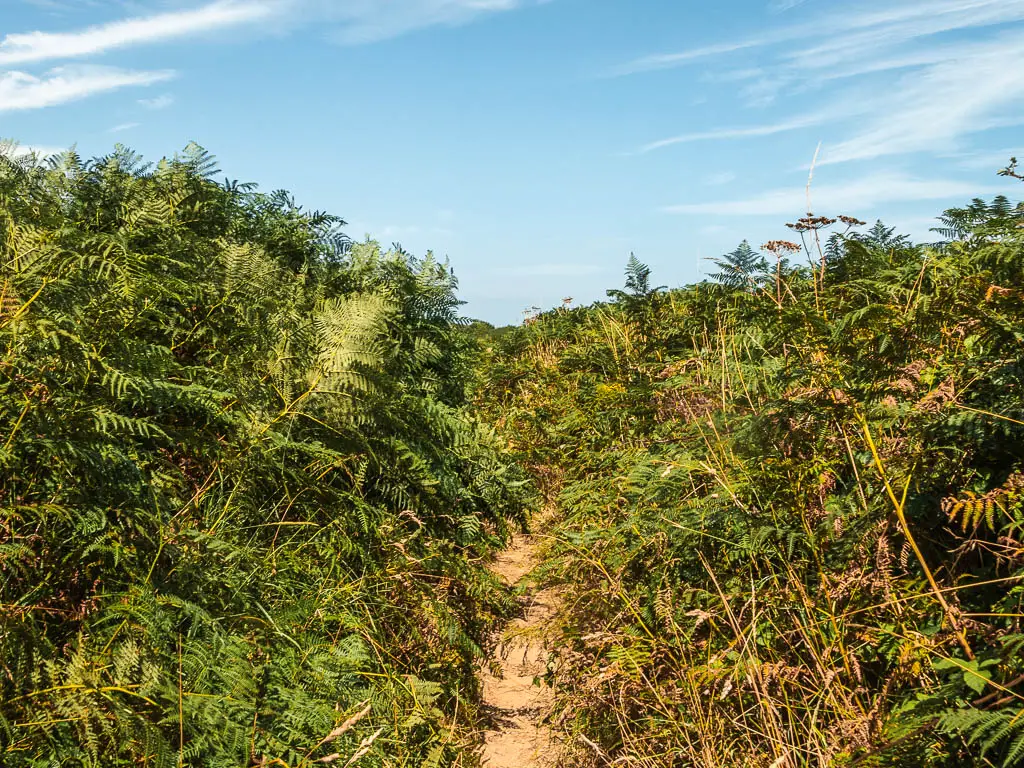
[0,1,277,65]
[108,121,140,133]
[705,171,738,186]
[1,141,67,159]
[820,33,1024,164]
[621,0,1024,166]
[2,0,544,63]
[0,0,538,117]
[0,65,173,112]
[783,0,1024,71]
[618,0,1024,76]
[663,172,1002,217]
[635,114,826,154]
[139,93,174,110]
[947,148,1020,171]
[769,0,809,11]
[314,0,543,45]
[611,40,767,77]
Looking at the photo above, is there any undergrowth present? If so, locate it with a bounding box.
[479,182,1024,766]
[0,142,531,767]
[6,137,1024,768]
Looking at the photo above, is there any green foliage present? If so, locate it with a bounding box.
[478,184,1024,766]
[708,240,769,289]
[0,142,530,766]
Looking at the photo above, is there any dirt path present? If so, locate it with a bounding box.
[478,529,563,767]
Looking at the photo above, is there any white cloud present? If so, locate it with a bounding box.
[621,0,1024,168]
[820,33,1024,164]
[311,0,539,45]
[783,0,1024,71]
[636,114,827,154]
[663,173,1002,217]
[139,93,174,110]
[0,65,174,112]
[1,0,543,66]
[618,0,1024,76]
[705,171,738,186]
[1,141,67,159]
[0,1,279,65]
[947,148,1020,171]
[769,0,809,10]
[108,121,141,132]
[611,40,767,77]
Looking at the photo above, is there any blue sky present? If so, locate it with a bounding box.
[2,0,1022,323]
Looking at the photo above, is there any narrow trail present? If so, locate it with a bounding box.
[478,527,564,767]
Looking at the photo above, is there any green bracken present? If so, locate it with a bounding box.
[3,139,1024,768]
[0,142,531,767]
[478,181,1024,766]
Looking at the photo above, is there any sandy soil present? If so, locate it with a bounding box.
[478,530,564,768]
